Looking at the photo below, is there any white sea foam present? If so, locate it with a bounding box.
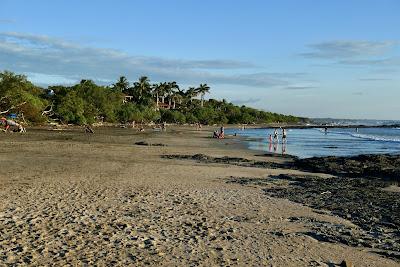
[350,133,400,143]
[323,129,400,143]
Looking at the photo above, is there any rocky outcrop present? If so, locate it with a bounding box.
[294,154,400,181]
[227,174,400,260]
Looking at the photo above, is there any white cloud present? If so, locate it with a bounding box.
[0,32,305,87]
[301,40,397,59]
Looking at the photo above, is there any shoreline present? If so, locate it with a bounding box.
[0,127,399,266]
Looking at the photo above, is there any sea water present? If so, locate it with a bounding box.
[226,127,400,158]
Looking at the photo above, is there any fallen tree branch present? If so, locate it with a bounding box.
[0,101,27,115]
[41,102,54,116]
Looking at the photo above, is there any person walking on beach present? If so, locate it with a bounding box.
[282,128,287,143]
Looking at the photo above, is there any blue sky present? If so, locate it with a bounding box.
[0,0,399,119]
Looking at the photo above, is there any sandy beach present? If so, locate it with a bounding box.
[0,127,398,266]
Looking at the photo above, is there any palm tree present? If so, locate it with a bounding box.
[172,93,183,109]
[196,83,210,107]
[133,76,152,103]
[152,82,164,107]
[166,81,179,106]
[158,82,168,104]
[113,76,130,93]
[185,87,198,104]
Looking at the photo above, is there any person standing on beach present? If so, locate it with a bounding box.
[273,128,279,143]
[220,126,225,138]
[282,128,287,143]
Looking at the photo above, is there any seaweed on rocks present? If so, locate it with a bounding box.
[161,154,285,169]
[294,154,400,181]
[228,174,400,260]
[269,175,399,258]
[163,153,400,182]
[135,141,166,147]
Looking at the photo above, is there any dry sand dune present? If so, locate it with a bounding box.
[0,127,398,266]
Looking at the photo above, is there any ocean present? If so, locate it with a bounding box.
[226,127,400,158]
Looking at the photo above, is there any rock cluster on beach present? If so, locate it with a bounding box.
[294,154,400,181]
[164,153,400,181]
[162,154,284,169]
[170,152,400,261]
[228,174,400,261]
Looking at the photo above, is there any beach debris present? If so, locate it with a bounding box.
[135,141,166,147]
[85,125,95,133]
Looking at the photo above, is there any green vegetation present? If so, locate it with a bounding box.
[0,71,307,125]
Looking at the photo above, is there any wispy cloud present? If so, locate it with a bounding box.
[353,91,365,96]
[301,40,397,59]
[0,32,304,87]
[338,57,400,66]
[0,19,15,24]
[231,98,261,105]
[284,85,316,90]
[359,77,392,81]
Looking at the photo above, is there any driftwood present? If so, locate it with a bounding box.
[85,125,95,134]
[41,102,54,116]
[0,101,27,115]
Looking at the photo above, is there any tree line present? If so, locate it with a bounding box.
[0,71,307,125]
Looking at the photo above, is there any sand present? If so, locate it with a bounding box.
[0,127,398,266]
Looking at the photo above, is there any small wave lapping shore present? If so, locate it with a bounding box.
[227,127,400,158]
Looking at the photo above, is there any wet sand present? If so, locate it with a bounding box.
[0,127,398,266]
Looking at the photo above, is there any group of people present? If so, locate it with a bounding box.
[269,127,287,144]
[267,127,287,154]
[0,117,25,133]
[213,126,225,139]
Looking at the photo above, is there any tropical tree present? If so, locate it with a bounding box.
[172,93,183,109]
[113,76,130,93]
[133,76,152,104]
[0,71,306,125]
[158,82,168,103]
[196,83,210,107]
[185,87,198,104]
[152,83,161,107]
[166,81,179,106]
[0,71,47,121]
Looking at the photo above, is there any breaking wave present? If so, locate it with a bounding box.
[350,133,400,143]
[322,128,400,143]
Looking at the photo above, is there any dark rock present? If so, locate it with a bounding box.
[294,154,400,181]
[339,260,354,267]
[161,154,285,169]
[135,141,166,147]
[229,174,400,260]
